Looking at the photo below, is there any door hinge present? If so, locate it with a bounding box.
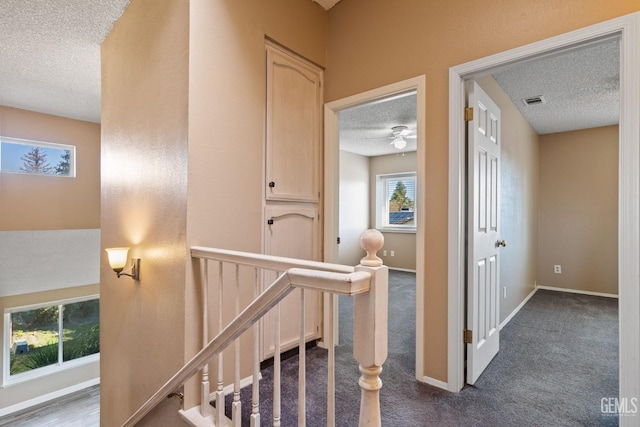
[464,107,473,122]
[337,237,341,244]
[463,329,472,344]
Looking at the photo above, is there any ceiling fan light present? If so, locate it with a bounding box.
[393,137,407,150]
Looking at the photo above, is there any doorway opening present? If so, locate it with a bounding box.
[324,75,426,381]
[448,13,639,401]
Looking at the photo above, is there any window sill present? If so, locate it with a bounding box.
[376,228,417,234]
[2,353,99,388]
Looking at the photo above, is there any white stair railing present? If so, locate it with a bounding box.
[122,229,387,427]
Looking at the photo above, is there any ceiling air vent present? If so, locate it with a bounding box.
[522,95,546,106]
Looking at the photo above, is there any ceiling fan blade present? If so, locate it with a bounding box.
[406,135,417,139]
[399,129,413,136]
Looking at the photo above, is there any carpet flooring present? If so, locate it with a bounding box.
[1,272,618,426]
[224,270,619,426]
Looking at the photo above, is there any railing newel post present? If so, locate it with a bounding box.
[353,229,388,427]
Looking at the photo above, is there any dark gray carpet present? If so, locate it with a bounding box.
[223,271,619,426]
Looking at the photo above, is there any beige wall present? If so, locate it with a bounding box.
[0,106,100,412]
[538,126,618,295]
[0,106,100,231]
[185,0,326,409]
[100,0,189,425]
[475,76,539,324]
[326,0,638,382]
[100,0,326,423]
[369,152,417,271]
[339,150,370,266]
[0,285,99,413]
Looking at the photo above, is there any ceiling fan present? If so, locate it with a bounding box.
[389,125,416,149]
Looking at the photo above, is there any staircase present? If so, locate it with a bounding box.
[122,229,388,427]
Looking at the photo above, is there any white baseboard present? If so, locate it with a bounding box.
[536,285,618,299]
[0,377,100,417]
[499,287,538,330]
[420,375,448,391]
[210,373,261,402]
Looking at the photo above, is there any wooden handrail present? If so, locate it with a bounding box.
[122,267,371,426]
[191,246,355,274]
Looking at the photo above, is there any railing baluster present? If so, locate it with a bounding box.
[298,289,306,427]
[215,262,225,426]
[233,264,241,426]
[274,273,282,427]
[127,231,384,427]
[327,292,335,427]
[251,267,261,427]
[200,260,211,418]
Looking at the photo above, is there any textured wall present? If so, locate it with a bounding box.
[0,105,100,413]
[538,126,618,295]
[0,229,99,297]
[326,0,638,382]
[100,0,189,425]
[99,0,327,422]
[0,106,100,231]
[184,0,327,410]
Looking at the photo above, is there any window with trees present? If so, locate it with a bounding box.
[0,137,75,177]
[4,296,99,385]
[376,172,417,232]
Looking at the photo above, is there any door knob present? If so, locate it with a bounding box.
[496,240,507,248]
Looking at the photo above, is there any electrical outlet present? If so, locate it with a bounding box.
[503,287,507,299]
[554,265,562,274]
[390,250,395,257]
[383,250,387,256]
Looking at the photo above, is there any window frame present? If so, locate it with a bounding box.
[0,136,76,178]
[2,295,99,388]
[375,171,417,233]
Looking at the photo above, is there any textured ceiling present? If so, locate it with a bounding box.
[491,38,619,135]
[0,1,619,136]
[0,0,131,124]
[340,38,620,157]
[339,92,417,157]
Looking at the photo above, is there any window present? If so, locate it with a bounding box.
[0,136,76,177]
[376,172,417,232]
[4,296,99,386]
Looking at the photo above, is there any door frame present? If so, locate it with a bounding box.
[324,75,426,380]
[448,12,640,408]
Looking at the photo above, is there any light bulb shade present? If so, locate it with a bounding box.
[106,247,129,272]
[393,137,407,150]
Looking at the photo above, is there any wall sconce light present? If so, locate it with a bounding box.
[105,247,140,280]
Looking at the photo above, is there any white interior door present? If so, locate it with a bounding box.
[467,81,502,385]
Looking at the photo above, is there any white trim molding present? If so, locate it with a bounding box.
[536,285,619,299]
[421,375,448,391]
[448,13,640,412]
[324,75,427,382]
[499,287,538,331]
[0,377,99,417]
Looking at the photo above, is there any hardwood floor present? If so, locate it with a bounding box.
[0,385,99,427]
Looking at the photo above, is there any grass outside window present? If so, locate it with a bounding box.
[6,297,99,383]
